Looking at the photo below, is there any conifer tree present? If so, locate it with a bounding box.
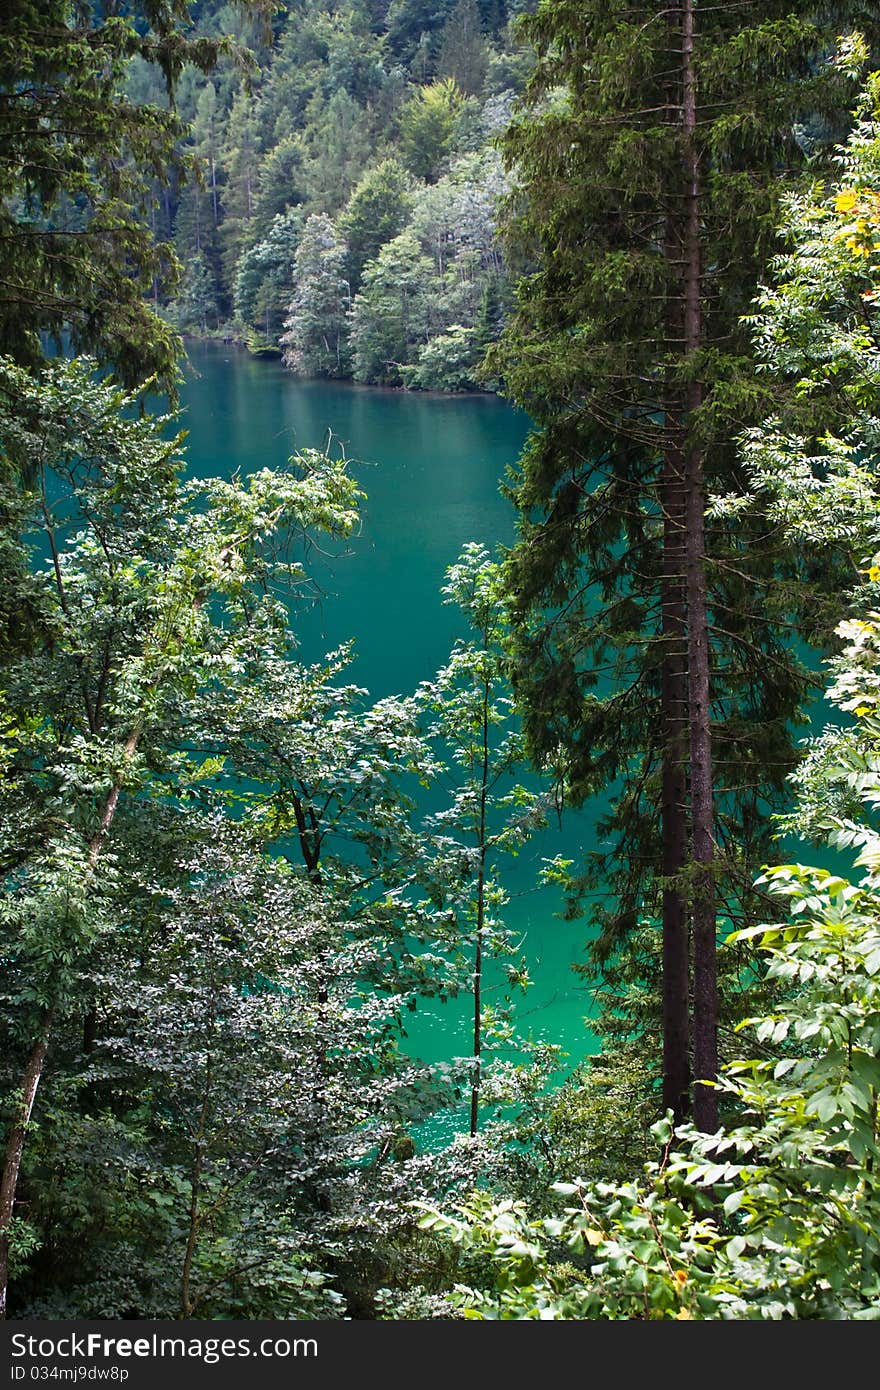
[300,89,375,215]
[437,0,489,96]
[493,1,876,1126]
[193,81,221,233]
[219,87,262,296]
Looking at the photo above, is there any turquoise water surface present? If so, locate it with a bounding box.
[179,341,598,1100]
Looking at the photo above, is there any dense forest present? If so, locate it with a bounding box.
[3,0,880,1324]
[142,0,530,389]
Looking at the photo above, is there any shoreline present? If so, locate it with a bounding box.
[180,332,504,403]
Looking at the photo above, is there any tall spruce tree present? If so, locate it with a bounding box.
[493,2,877,1127]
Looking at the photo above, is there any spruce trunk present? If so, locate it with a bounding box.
[682,0,718,1132]
[661,37,692,1119]
[661,439,690,1122]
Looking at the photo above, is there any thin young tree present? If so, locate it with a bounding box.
[420,544,551,1134]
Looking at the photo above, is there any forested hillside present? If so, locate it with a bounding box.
[147,0,532,388]
[3,0,880,1326]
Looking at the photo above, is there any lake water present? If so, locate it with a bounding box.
[179,341,598,1095]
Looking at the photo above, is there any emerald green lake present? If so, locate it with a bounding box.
[180,340,597,1091]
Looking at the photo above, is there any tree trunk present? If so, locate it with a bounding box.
[661,438,691,1122]
[0,1011,54,1320]
[681,0,718,1132]
[180,1056,212,1319]
[660,5,692,1125]
[470,673,491,1137]
[291,792,330,1121]
[0,727,142,1318]
[470,905,483,1137]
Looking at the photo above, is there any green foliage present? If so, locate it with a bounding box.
[300,89,376,215]
[722,66,880,854]
[0,355,493,1317]
[0,0,255,395]
[419,857,880,1317]
[340,159,415,292]
[280,213,352,377]
[502,1048,660,1205]
[417,544,556,1130]
[13,8,880,1327]
[732,69,880,555]
[104,1,520,391]
[386,0,457,69]
[415,65,880,1321]
[349,149,509,386]
[403,324,483,389]
[218,86,261,292]
[251,137,305,236]
[234,208,302,347]
[399,78,467,182]
[351,230,435,384]
[437,0,489,97]
[171,250,220,334]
